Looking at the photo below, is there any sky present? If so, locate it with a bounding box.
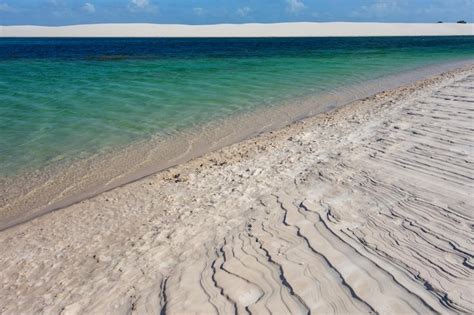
[0,0,472,26]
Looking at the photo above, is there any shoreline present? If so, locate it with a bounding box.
[0,63,472,313]
[1,58,473,230]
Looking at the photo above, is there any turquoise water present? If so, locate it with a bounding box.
[1,37,473,176]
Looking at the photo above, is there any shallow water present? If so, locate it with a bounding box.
[1,36,474,176]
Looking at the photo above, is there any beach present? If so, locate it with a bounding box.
[2,36,474,232]
[0,64,472,313]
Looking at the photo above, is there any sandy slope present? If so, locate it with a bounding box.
[0,66,473,314]
[1,22,473,37]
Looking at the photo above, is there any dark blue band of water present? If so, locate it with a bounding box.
[1,36,474,60]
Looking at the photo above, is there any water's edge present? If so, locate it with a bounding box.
[1,59,472,231]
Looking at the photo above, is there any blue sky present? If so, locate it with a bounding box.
[0,0,472,25]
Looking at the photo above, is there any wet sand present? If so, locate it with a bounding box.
[0,66,473,314]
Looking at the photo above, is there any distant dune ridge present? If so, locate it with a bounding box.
[1,22,473,37]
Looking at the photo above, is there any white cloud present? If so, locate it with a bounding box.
[286,0,305,13]
[237,6,251,16]
[82,2,95,13]
[47,0,67,6]
[0,2,13,12]
[193,7,204,16]
[128,0,158,13]
[237,7,252,16]
[131,0,149,9]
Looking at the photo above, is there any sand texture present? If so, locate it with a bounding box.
[0,67,473,314]
[1,22,473,37]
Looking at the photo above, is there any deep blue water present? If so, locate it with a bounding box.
[2,36,474,60]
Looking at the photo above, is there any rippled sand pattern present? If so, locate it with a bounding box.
[0,67,472,314]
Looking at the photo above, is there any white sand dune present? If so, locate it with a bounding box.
[1,22,473,37]
[0,66,472,314]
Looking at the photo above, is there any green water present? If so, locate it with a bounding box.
[0,37,473,176]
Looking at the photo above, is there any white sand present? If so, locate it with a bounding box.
[0,66,472,314]
[1,22,473,37]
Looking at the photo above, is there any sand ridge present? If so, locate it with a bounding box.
[1,22,473,37]
[0,66,473,314]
